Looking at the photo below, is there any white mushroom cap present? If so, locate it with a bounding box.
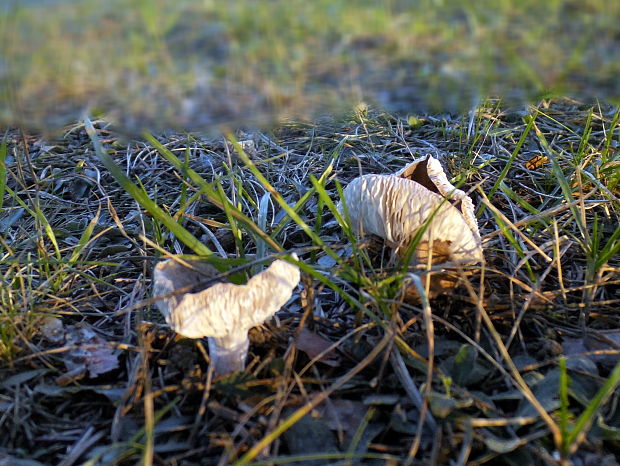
[163,258,300,339]
[152,259,221,324]
[339,174,483,265]
[395,154,481,243]
[153,256,300,374]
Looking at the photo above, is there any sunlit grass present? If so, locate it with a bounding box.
[2,0,620,130]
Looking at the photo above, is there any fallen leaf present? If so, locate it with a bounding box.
[430,394,456,418]
[65,326,119,377]
[319,399,366,433]
[389,404,419,435]
[482,433,523,454]
[55,324,119,385]
[363,394,400,405]
[403,271,460,304]
[451,344,476,383]
[515,370,560,418]
[282,406,339,463]
[0,369,48,388]
[296,327,340,367]
[34,383,126,402]
[563,330,620,369]
[524,154,548,170]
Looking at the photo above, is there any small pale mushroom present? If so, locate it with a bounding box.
[338,154,483,299]
[153,256,300,375]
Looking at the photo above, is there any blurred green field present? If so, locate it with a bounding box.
[1,0,619,131]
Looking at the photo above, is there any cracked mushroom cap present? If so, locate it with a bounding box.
[153,257,300,339]
[395,154,481,242]
[339,174,483,265]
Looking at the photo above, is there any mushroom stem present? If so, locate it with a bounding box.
[208,329,250,375]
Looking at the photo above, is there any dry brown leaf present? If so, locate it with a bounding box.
[295,327,340,367]
[563,330,620,370]
[403,271,460,304]
[54,324,119,385]
[316,398,367,433]
[524,155,549,170]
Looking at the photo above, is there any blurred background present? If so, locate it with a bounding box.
[1,0,619,132]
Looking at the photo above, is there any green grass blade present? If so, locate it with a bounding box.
[143,131,281,252]
[40,210,61,260]
[309,175,373,274]
[215,176,244,257]
[256,191,271,264]
[478,187,535,281]
[479,113,536,216]
[0,134,7,212]
[601,106,620,164]
[566,358,620,450]
[558,357,570,455]
[67,207,100,264]
[176,141,190,222]
[399,195,462,273]
[308,175,354,245]
[228,137,366,287]
[85,118,214,257]
[533,120,587,241]
[4,184,61,260]
[227,134,314,237]
[576,107,593,163]
[271,162,333,238]
[227,134,329,250]
[595,223,620,270]
[499,181,540,215]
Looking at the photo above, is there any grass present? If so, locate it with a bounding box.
[2,0,620,131]
[0,97,619,464]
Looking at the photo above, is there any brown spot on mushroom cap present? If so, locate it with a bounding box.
[413,240,453,266]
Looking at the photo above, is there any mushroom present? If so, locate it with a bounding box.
[338,155,482,300]
[153,256,300,375]
[339,172,483,265]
